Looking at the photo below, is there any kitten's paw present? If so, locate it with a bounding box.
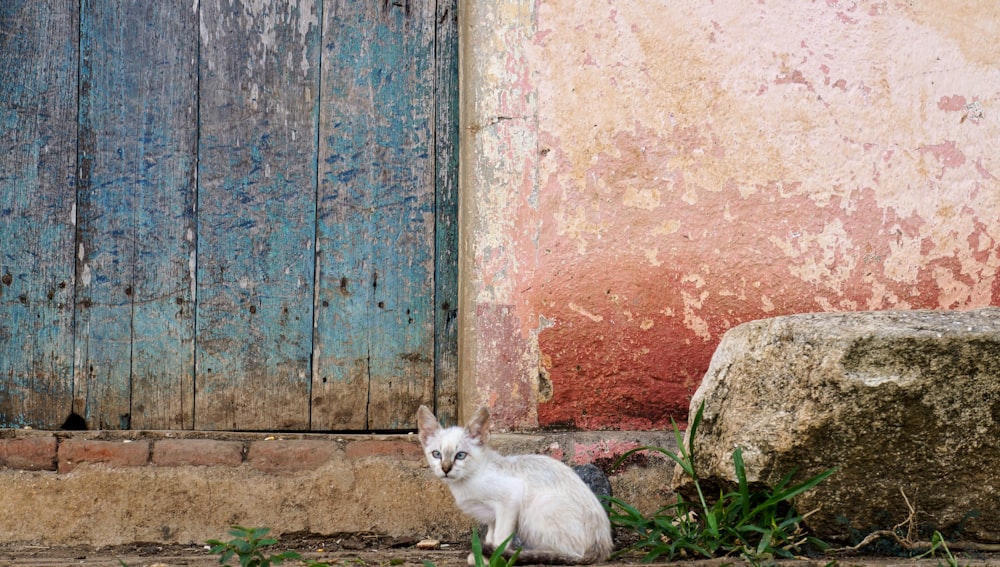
[466,552,476,566]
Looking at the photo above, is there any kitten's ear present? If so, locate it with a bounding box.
[465,406,491,445]
[416,405,439,446]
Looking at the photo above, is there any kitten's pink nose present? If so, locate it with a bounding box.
[441,461,453,474]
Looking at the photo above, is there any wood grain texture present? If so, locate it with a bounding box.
[196,0,321,430]
[75,0,197,429]
[0,0,78,429]
[0,0,456,432]
[125,2,198,430]
[361,0,437,432]
[433,0,460,427]
[314,1,437,430]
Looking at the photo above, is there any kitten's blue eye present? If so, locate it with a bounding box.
[455,451,467,460]
[431,450,442,459]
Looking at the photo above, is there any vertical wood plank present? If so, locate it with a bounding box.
[74,0,197,429]
[125,2,198,430]
[315,1,436,430]
[433,0,460,427]
[313,1,379,430]
[364,2,440,429]
[0,0,78,429]
[196,0,320,430]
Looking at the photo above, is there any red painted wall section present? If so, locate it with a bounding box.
[462,1,1000,430]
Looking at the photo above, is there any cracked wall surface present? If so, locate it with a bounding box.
[461,0,1000,430]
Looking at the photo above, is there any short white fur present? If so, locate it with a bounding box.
[417,405,613,565]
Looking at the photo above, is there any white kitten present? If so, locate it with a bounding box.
[417,405,613,565]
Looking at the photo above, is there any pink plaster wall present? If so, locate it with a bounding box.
[461,0,1000,430]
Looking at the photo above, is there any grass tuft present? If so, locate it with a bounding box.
[205,525,330,567]
[603,402,837,564]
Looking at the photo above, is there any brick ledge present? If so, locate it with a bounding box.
[0,428,676,474]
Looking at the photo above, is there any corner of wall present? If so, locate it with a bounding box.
[456,0,541,430]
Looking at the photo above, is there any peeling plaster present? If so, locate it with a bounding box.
[462,0,1000,430]
[567,302,603,323]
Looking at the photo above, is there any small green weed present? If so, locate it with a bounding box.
[423,525,519,567]
[919,531,965,567]
[206,525,330,567]
[471,525,520,567]
[603,402,836,564]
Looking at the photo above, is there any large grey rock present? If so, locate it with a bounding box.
[674,308,1000,543]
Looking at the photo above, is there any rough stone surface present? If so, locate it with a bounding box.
[673,308,1000,543]
[573,463,613,499]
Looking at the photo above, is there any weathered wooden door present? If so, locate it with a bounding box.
[0,0,458,431]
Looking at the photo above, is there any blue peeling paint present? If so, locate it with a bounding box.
[1,0,457,431]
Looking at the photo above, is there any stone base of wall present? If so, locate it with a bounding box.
[0,429,675,547]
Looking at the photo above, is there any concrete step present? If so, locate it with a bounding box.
[0,428,677,547]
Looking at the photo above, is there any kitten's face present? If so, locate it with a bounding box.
[421,425,479,481]
[417,405,490,482]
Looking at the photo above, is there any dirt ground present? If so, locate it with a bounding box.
[2,533,999,567]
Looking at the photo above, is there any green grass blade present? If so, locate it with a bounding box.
[685,401,705,473]
[747,467,837,519]
[488,532,518,567]
[611,445,692,476]
[732,447,751,519]
[471,526,486,567]
[755,530,773,557]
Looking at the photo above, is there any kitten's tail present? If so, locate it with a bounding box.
[503,550,603,565]
[493,545,611,565]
